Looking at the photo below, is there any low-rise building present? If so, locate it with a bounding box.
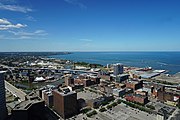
[125,79,143,90]
[156,108,168,120]
[135,88,150,96]
[87,95,114,108]
[125,94,148,105]
[156,86,180,106]
[113,88,126,97]
[98,71,113,81]
[68,84,84,91]
[115,74,129,83]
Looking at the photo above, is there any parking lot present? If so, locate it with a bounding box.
[98,103,156,120]
[77,90,102,100]
[68,102,156,120]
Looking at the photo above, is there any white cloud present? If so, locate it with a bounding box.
[0,27,8,30]
[0,0,16,3]
[0,18,27,30]
[0,3,32,13]
[2,29,48,40]
[18,36,32,39]
[10,30,48,36]
[0,24,26,30]
[0,18,11,24]
[64,0,87,9]
[25,15,36,21]
[34,30,47,35]
[0,33,47,40]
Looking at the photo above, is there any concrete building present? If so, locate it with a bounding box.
[115,74,129,83]
[113,88,126,97]
[90,76,100,84]
[0,71,7,120]
[53,88,78,119]
[87,97,105,108]
[82,79,92,87]
[113,63,123,76]
[67,84,84,91]
[115,83,126,89]
[42,90,54,107]
[156,86,180,106]
[107,64,111,68]
[135,88,151,96]
[12,92,46,120]
[98,71,113,81]
[74,76,100,87]
[87,96,114,108]
[39,85,55,98]
[157,108,168,120]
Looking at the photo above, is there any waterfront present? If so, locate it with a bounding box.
[49,52,180,74]
[1,52,179,120]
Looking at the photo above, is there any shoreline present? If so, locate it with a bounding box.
[47,54,180,75]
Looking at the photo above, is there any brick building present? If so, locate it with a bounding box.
[125,80,143,90]
[53,88,78,119]
[65,75,74,86]
[125,94,148,105]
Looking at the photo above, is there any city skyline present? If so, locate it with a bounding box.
[0,0,180,52]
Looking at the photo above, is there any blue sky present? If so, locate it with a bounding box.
[0,0,180,52]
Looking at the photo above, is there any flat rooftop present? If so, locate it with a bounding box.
[127,79,141,84]
[53,89,76,96]
[117,74,129,77]
[14,98,43,110]
[0,71,6,74]
[113,88,125,92]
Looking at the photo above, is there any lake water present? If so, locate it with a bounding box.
[49,52,180,74]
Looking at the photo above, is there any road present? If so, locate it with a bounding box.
[5,81,26,101]
[18,68,98,74]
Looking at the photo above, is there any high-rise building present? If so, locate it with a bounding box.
[113,63,123,76]
[53,88,78,119]
[0,71,7,120]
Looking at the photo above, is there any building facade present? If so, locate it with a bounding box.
[53,89,78,119]
[125,80,143,90]
[12,92,47,120]
[0,71,7,120]
[113,88,126,97]
[65,75,74,86]
[115,74,129,83]
[113,63,123,76]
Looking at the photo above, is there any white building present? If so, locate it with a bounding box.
[113,63,123,76]
[0,71,7,120]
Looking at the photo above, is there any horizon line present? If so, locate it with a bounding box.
[0,50,180,53]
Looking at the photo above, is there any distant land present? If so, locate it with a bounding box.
[0,52,71,57]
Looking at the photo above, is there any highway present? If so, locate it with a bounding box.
[5,81,26,101]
